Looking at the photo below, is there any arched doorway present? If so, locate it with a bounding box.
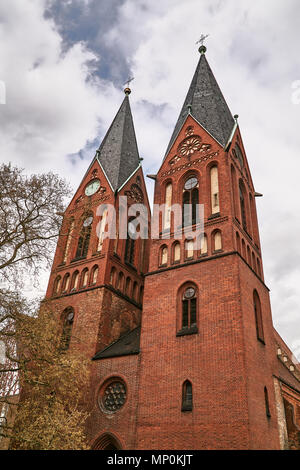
[92,433,122,450]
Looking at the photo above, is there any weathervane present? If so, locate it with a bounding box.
[123,76,134,95]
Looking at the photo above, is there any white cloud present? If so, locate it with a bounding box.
[0,0,123,181]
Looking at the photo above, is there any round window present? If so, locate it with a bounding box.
[184,287,195,299]
[184,177,198,190]
[179,136,201,157]
[100,380,127,413]
[83,216,93,227]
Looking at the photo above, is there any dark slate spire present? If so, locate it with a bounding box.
[164,48,235,157]
[96,92,140,191]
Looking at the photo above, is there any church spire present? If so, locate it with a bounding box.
[96,91,140,191]
[164,47,235,157]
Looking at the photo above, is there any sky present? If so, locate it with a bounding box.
[0,0,299,360]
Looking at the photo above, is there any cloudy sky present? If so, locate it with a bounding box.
[0,0,299,359]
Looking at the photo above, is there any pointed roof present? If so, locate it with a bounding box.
[97,94,141,191]
[164,49,235,158]
[92,327,141,360]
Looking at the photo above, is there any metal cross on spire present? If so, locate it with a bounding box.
[196,34,209,46]
[124,76,135,88]
[123,76,134,95]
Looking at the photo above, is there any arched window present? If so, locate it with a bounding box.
[199,234,208,256]
[125,220,135,266]
[182,176,199,227]
[248,194,254,238]
[71,271,79,291]
[91,266,98,285]
[63,219,74,263]
[236,232,241,254]
[242,239,246,259]
[110,267,117,288]
[239,181,247,231]
[264,387,271,418]
[97,209,108,252]
[53,276,62,296]
[173,242,181,264]
[231,165,239,219]
[160,245,168,266]
[132,282,138,302]
[253,290,265,343]
[257,258,262,277]
[91,433,122,450]
[250,194,259,246]
[185,239,194,260]
[182,380,193,412]
[125,277,131,297]
[213,230,222,252]
[177,285,198,335]
[252,252,256,272]
[247,246,251,267]
[163,183,172,230]
[210,166,220,214]
[60,307,74,351]
[76,214,93,259]
[234,143,244,168]
[62,273,70,293]
[117,272,124,292]
[81,268,89,288]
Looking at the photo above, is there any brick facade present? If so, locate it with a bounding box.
[42,53,300,450]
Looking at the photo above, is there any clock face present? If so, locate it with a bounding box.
[85,179,100,196]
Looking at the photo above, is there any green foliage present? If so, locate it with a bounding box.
[4,305,90,450]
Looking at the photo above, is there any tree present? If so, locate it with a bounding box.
[0,300,90,450]
[0,163,70,283]
[0,163,90,449]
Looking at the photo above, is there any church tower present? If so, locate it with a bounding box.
[135,45,281,449]
[44,88,150,359]
[42,45,300,451]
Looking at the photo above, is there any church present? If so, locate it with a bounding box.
[44,44,300,450]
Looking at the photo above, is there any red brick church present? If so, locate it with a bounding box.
[44,45,300,450]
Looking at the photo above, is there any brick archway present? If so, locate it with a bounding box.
[91,433,122,450]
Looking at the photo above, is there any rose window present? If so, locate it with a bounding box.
[102,381,127,412]
[179,136,201,157]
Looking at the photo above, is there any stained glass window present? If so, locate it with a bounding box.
[102,381,127,413]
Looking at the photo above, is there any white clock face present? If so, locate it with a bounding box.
[85,179,100,196]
